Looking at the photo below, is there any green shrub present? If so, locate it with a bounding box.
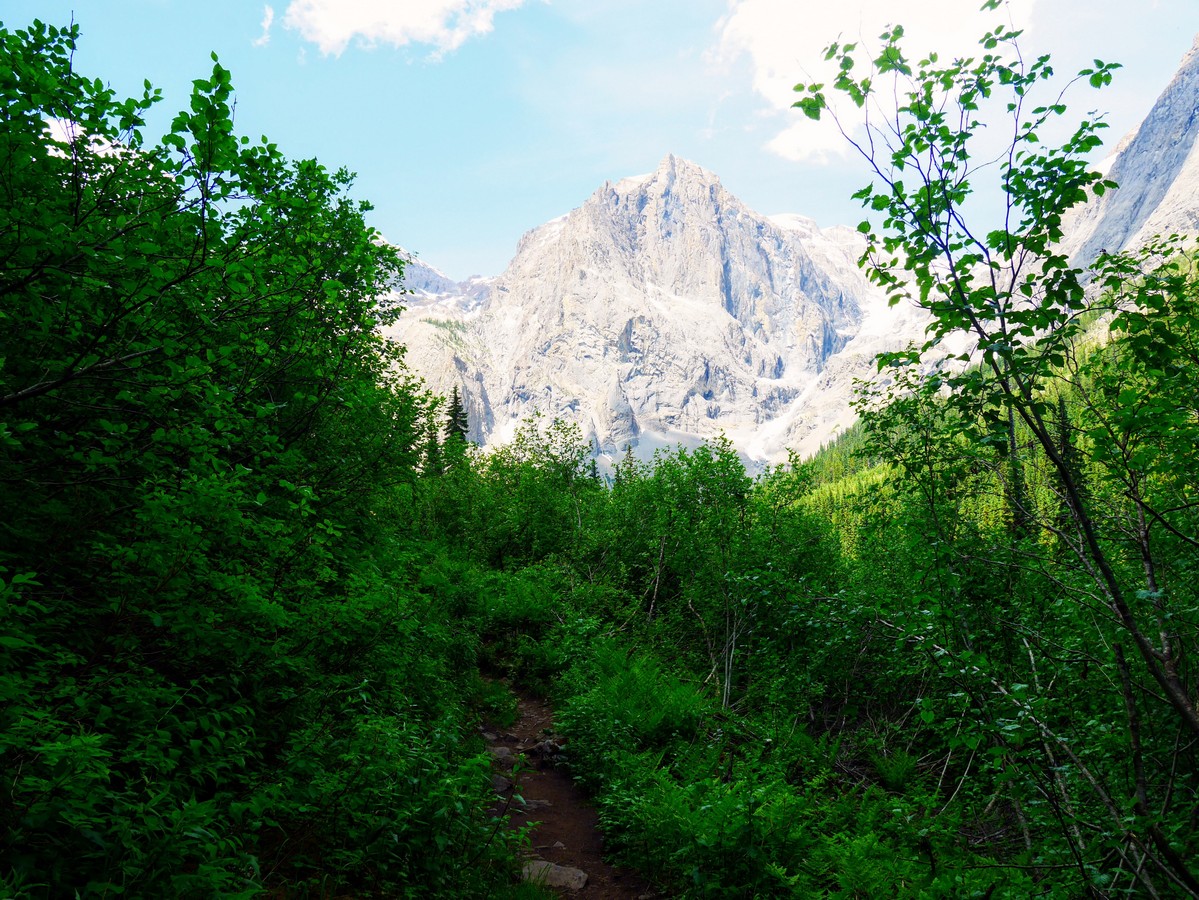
[557,640,706,774]
[870,749,920,793]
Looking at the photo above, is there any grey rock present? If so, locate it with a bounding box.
[522,859,588,892]
[385,154,920,465]
[1063,34,1199,267]
[488,746,516,770]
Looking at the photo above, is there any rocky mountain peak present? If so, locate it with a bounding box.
[384,153,914,464]
[630,152,721,194]
[389,30,1199,469]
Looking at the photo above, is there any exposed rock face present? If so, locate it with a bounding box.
[1062,34,1199,265]
[387,155,922,464]
[391,33,1199,468]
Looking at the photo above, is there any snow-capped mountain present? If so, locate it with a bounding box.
[387,154,925,464]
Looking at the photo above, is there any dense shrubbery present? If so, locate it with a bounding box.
[403,18,1199,888]
[431,376,1196,897]
[0,20,538,898]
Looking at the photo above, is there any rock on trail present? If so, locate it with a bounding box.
[484,689,655,899]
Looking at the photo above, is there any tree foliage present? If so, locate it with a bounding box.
[0,20,527,897]
[793,5,1199,893]
[445,385,470,443]
[7,10,1199,900]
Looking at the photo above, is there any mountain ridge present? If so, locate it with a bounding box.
[386,153,921,465]
[1062,33,1199,265]
[390,40,1199,466]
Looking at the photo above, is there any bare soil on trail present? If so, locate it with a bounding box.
[485,690,656,899]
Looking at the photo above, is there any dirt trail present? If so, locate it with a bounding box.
[484,691,655,898]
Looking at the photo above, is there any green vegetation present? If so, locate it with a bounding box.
[0,19,541,898]
[3,8,1198,899]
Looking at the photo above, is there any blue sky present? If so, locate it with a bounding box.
[5,1,1195,279]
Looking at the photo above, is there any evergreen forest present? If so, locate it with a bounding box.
[2,14,1198,899]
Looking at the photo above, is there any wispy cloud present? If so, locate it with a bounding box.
[716,0,1037,163]
[253,5,275,47]
[282,0,527,57]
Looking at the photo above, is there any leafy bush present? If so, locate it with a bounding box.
[0,21,531,897]
[557,639,706,770]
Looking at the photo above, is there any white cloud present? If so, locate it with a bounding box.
[253,5,275,47]
[44,118,124,160]
[763,118,847,164]
[717,0,1037,162]
[282,0,527,56]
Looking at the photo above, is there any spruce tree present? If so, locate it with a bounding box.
[445,385,469,443]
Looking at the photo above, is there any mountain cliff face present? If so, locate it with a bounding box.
[1063,34,1199,265]
[387,155,924,464]
[391,40,1199,467]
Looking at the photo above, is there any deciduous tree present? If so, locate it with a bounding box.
[796,4,1199,891]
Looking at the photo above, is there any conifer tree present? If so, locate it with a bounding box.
[445,385,469,443]
[422,407,445,475]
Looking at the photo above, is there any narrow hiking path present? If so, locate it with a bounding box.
[483,689,656,899]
